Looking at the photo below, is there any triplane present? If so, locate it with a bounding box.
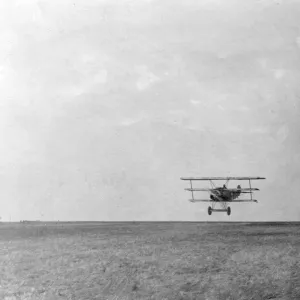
[180,177,266,215]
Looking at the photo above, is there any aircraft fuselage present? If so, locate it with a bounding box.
[210,187,241,202]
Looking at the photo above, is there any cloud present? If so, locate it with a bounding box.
[93,69,107,84]
[273,69,285,79]
[296,36,300,48]
[62,69,108,96]
[135,65,160,91]
[249,127,269,134]
[1,0,300,221]
[276,124,289,142]
[258,58,268,70]
[190,99,201,106]
[235,106,250,112]
[120,114,146,126]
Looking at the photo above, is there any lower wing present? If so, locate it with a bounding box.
[189,199,258,203]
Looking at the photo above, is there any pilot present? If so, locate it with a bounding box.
[223,184,227,189]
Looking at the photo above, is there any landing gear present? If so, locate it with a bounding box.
[227,206,231,216]
[207,203,231,215]
[208,206,212,215]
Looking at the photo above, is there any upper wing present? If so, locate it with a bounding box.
[180,177,266,181]
[185,188,259,192]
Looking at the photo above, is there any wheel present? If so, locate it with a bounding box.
[208,206,212,215]
[227,207,231,216]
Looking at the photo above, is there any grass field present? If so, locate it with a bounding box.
[0,222,299,300]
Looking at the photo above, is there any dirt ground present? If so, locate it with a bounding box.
[0,222,299,300]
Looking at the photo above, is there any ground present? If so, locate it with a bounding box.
[0,222,299,300]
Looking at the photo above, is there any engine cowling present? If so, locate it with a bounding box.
[210,194,218,201]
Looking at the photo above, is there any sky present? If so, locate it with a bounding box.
[0,0,300,221]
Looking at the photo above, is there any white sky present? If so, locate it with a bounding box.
[0,0,300,221]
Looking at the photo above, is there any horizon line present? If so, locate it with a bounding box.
[3,221,300,224]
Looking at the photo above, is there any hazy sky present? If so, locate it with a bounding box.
[0,0,300,221]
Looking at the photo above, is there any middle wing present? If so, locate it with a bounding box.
[185,188,213,192]
[227,188,259,191]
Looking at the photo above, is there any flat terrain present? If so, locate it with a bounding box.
[0,222,299,300]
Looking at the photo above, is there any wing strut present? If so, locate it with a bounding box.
[249,179,253,201]
[225,178,230,187]
[190,180,195,202]
[209,180,216,189]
